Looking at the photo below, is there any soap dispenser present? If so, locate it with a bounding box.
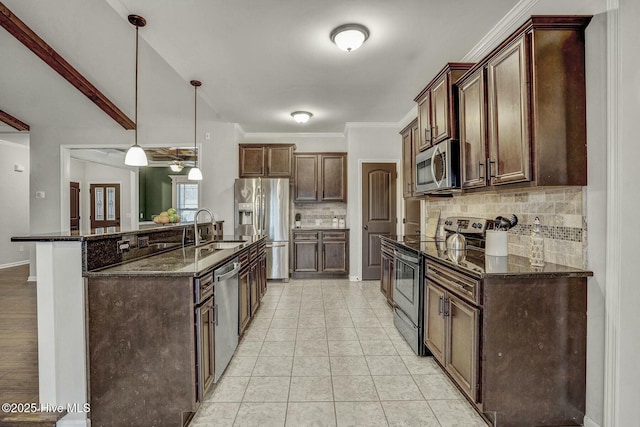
[530,217,545,267]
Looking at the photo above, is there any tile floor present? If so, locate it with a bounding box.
[190,279,487,427]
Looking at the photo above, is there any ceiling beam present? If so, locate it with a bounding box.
[0,2,135,130]
[0,109,29,131]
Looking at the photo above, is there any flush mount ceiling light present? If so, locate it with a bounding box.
[188,80,203,181]
[330,23,370,52]
[124,14,149,167]
[291,111,313,124]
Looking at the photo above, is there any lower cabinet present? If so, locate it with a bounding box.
[292,229,349,278]
[197,298,215,400]
[249,258,259,316]
[380,239,394,306]
[239,265,251,335]
[239,240,267,336]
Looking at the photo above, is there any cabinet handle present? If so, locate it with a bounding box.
[488,159,496,178]
[443,298,450,317]
[438,296,443,316]
[432,125,437,138]
[478,161,484,180]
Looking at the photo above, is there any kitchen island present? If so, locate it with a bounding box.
[12,225,267,427]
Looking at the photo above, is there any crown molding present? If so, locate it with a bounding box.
[398,106,418,131]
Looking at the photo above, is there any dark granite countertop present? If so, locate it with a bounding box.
[292,228,350,231]
[84,235,266,278]
[382,236,593,279]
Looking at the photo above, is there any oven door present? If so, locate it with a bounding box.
[393,249,420,325]
[415,147,437,193]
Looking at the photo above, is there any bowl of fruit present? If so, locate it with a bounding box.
[153,208,181,225]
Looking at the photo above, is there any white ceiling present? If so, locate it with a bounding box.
[0,0,606,135]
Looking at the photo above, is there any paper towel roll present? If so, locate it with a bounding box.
[486,230,509,256]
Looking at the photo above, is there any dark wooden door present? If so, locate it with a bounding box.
[417,94,432,151]
[425,281,446,364]
[320,154,346,201]
[239,146,265,177]
[487,35,531,186]
[459,69,487,189]
[90,183,120,229]
[431,75,449,144]
[70,181,80,231]
[266,146,293,177]
[294,154,318,201]
[361,163,396,280]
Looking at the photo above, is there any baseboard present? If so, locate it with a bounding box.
[0,259,30,270]
[583,415,601,427]
[349,275,360,282]
[27,275,37,282]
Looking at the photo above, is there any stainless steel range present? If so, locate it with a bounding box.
[392,244,425,356]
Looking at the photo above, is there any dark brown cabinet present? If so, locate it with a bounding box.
[292,229,349,278]
[239,144,295,178]
[294,153,347,202]
[239,267,250,334]
[414,63,473,151]
[457,16,591,190]
[400,119,418,198]
[197,298,215,401]
[380,241,394,306]
[238,240,267,336]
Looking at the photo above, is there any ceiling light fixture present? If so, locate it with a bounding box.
[330,23,370,52]
[169,148,184,172]
[124,14,149,166]
[188,80,203,181]
[291,111,313,124]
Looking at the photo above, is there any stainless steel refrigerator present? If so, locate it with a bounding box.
[234,178,289,280]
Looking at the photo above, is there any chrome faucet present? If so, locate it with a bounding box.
[194,208,215,247]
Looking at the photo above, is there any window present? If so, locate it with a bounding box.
[171,175,199,223]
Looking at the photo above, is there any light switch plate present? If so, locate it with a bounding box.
[35,191,45,199]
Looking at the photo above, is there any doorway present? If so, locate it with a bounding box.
[90,183,121,229]
[361,163,397,280]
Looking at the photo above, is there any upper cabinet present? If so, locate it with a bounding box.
[294,153,347,202]
[457,15,591,189]
[414,63,474,151]
[239,144,295,178]
[400,119,418,198]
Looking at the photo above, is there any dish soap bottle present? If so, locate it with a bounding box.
[530,217,545,267]
[332,216,338,228]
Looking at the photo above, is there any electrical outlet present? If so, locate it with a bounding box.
[35,191,45,199]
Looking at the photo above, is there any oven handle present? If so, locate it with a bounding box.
[394,305,418,331]
[393,249,419,265]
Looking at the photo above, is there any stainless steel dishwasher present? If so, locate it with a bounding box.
[212,258,240,382]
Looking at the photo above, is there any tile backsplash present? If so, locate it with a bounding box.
[292,202,348,228]
[424,188,587,269]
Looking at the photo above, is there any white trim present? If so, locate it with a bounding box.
[398,106,418,131]
[584,415,602,427]
[28,275,36,282]
[348,275,360,282]
[0,139,30,149]
[344,122,399,131]
[604,2,620,426]
[0,259,30,270]
[242,131,345,140]
[461,0,539,62]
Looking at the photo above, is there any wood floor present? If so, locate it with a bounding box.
[0,264,39,405]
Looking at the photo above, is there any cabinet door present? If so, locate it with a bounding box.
[320,154,347,202]
[401,126,414,198]
[293,241,318,272]
[380,252,394,305]
[322,240,347,273]
[446,293,479,402]
[239,269,250,334]
[198,298,215,399]
[431,75,449,144]
[266,146,294,177]
[487,36,531,185]
[459,69,487,189]
[250,261,259,316]
[417,94,432,151]
[424,281,446,364]
[259,253,267,298]
[239,146,265,177]
[294,155,318,201]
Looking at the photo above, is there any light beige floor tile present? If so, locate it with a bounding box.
[235,341,264,357]
[298,316,326,328]
[328,340,363,356]
[330,356,370,376]
[401,355,440,375]
[355,327,389,341]
[265,328,298,342]
[390,339,416,356]
[351,317,382,328]
[359,340,398,356]
[243,327,269,342]
[234,402,287,427]
[297,327,327,341]
[332,375,379,402]
[285,402,337,427]
[295,340,329,357]
[428,399,487,426]
[335,402,388,427]
[347,308,377,318]
[259,340,295,357]
[208,376,250,402]
[252,356,293,376]
[381,401,440,427]
[326,327,359,341]
[372,376,423,401]
[413,374,463,400]
[190,402,240,427]
[382,326,405,340]
[366,355,410,376]
[225,356,258,377]
[243,377,291,402]
[250,316,273,328]
[272,309,300,319]
[269,317,298,329]
[325,316,354,328]
[289,376,334,402]
[292,356,331,376]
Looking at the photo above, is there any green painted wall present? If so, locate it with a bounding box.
[139,167,188,221]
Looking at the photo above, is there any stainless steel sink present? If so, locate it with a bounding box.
[150,242,181,249]
[199,247,222,257]
[208,241,244,250]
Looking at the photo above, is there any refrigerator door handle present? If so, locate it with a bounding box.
[254,186,262,234]
[266,243,286,248]
[262,192,267,233]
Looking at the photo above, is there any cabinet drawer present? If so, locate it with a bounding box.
[323,231,347,241]
[425,261,480,305]
[293,231,319,241]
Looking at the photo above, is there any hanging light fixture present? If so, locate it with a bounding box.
[188,80,203,181]
[169,148,184,172]
[124,14,148,166]
[330,23,370,52]
[291,111,313,124]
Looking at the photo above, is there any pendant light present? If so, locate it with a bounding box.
[188,80,203,181]
[124,14,148,166]
[169,148,184,172]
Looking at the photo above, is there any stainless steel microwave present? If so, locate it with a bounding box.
[415,139,460,193]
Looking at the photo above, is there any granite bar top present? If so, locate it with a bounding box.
[84,235,266,278]
[382,236,593,279]
[292,228,350,231]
